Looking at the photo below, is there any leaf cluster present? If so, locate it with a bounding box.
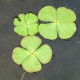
[13,6,77,40]
[12,6,77,73]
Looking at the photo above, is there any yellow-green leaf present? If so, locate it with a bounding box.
[12,47,30,65]
[57,23,76,39]
[22,55,42,73]
[57,7,76,22]
[21,36,42,52]
[39,23,57,40]
[38,6,56,22]
[34,44,52,64]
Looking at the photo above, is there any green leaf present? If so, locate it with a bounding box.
[57,7,76,22]
[57,23,76,39]
[39,23,57,40]
[21,36,42,52]
[12,47,30,65]
[22,55,42,73]
[14,14,25,26]
[14,25,28,36]
[28,23,39,35]
[18,14,25,22]
[38,6,56,22]
[34,44,52,64]
[13,13,39,36]
[13,18,24,26]
[25,13,38,24]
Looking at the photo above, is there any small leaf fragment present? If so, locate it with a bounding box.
[39,23,57,40]
[22,55,42,73]
[12,47,30,65]
[21,36,42,52]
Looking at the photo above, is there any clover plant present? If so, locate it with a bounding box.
[38,6,77,40]
[12,6,77,74]
[12,36,52,73]
[13,13,39,36]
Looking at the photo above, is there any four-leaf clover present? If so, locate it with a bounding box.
[38,6,77,40]
[12,36,52,73]
[14,13,39,36]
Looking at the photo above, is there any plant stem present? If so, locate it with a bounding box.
[21,72,26,80]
